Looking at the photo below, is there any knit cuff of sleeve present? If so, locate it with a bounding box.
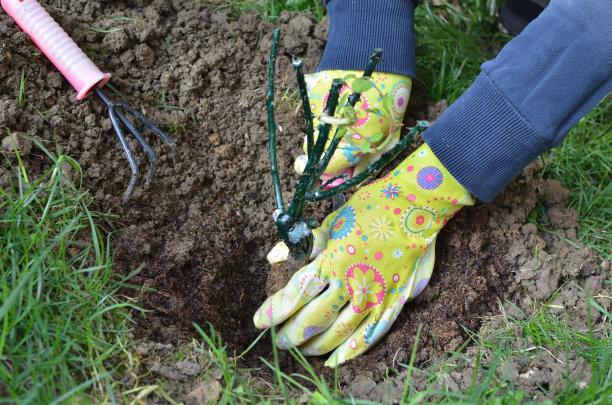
[422,73,549,203]
[317,0,417,78]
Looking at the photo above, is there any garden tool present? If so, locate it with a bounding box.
[2,0,176,204]
[256,143,474,366]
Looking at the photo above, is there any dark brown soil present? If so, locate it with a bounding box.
[0,1,606,401]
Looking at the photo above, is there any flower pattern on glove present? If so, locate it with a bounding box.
[402,207,438,237]
[416,166,443,190]
[346,263,386,313]
[329,206,356,240]
[380,183,403,200]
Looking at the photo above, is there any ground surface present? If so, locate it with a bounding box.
[0,1,608,402]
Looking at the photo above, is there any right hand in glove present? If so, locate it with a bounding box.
[256,143,474,366]
[294,70,413,186]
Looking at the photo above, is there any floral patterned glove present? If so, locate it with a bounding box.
[254,143,474,366]
[294,70,412,186]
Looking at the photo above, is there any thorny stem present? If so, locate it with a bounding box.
[287,79,342,219]
[267,28,333,261]
[348,48,384,105]
[293,59,314,159]
[305,122,429,201]
[267,28,284,212]
[267,29,419,260]
[312,49,384,185]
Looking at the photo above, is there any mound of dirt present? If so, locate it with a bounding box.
[340,172,610,402]
[0,1,607,401]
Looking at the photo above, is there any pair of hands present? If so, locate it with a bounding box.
[254,70,473,366]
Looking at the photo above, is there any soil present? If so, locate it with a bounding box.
[0,1,608,403]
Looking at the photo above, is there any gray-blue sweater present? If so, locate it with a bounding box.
[318,0,612,202]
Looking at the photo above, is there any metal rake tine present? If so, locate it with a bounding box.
[107,105,139,205]
[94,86,178,204]
[114,108,157,188]
[114,99,178,163]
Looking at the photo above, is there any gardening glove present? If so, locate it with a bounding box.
[293,70,412,187]
[254,143,474,366]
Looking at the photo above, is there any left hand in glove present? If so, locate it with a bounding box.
[293,70,412,187]
[254,143,474,366]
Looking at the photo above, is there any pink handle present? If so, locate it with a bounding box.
[2,0,110,100]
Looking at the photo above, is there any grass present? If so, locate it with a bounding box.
[467,292,612,404]
[415,0,512,103]
[0,133,139,403]
[192,323,392,404]
[18,65,27,110]
[208,0,325,22]
[184,295,611,404]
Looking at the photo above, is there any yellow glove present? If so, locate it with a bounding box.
[254,143,474,366]
[294,70,412,185]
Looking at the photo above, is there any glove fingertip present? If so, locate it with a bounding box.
[309,228,329,260]
[253,302,272,329]
[294,154,308,175]
[324,351,343,368]
[267,241,289,264]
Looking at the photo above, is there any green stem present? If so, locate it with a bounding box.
[347,48,383,105]
[287,79,343,218]
[267,28,284,212]
[305,122,429,201]
[313,49,384,184]
[293,59,314,159]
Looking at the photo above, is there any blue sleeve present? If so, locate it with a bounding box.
[423,0,612,202]
[317,0,418,78]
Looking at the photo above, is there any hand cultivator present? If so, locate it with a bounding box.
[2,0,176,204]
[267,28,428,261]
